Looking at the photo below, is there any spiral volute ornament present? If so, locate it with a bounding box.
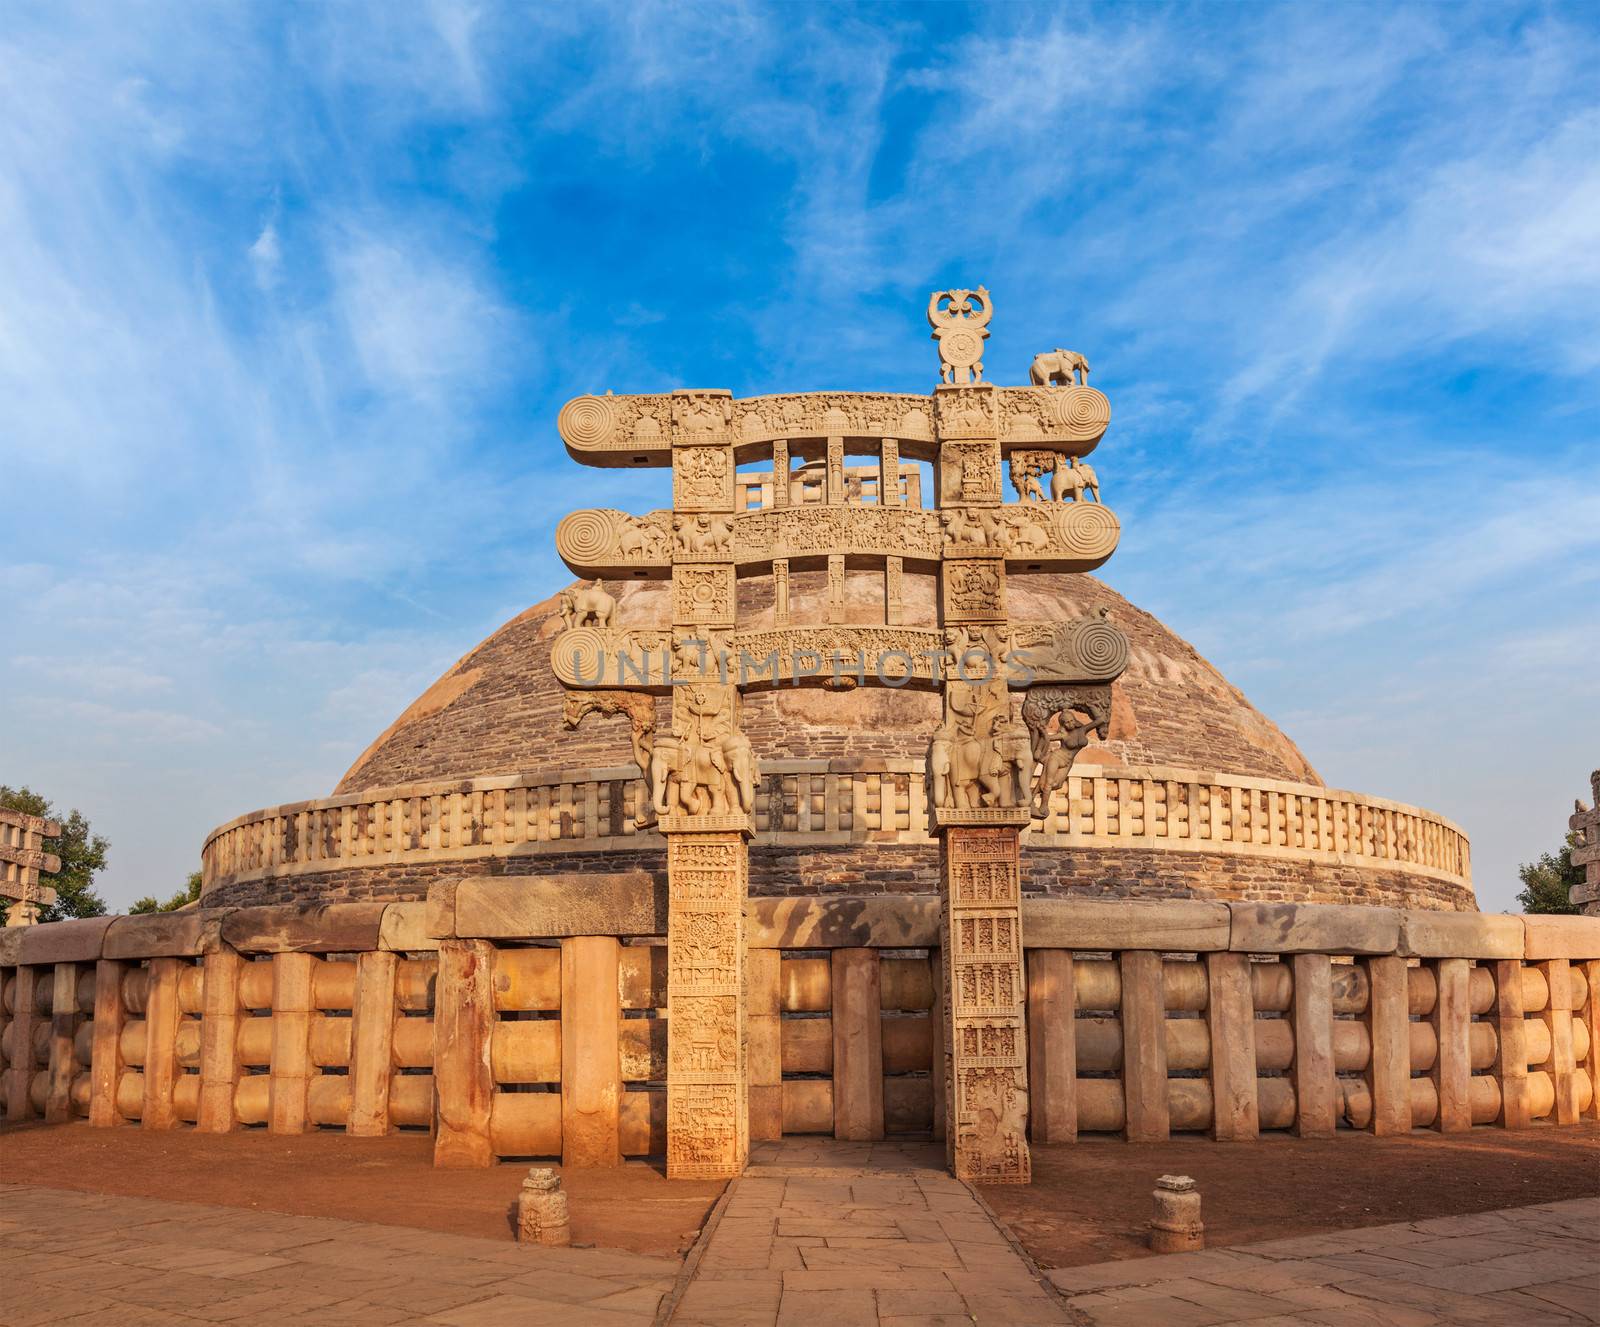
[1051,386,1112,441]
[1058,615,1130,681]
[557,394,618,449]
[555,509,619,568]
[551,627,610,687]
[1053,502,1120,560]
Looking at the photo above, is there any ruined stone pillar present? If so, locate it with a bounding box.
[938,817,1031,1183]
[664,825,749,1178]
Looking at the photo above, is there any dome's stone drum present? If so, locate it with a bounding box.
[200,570,1474,913]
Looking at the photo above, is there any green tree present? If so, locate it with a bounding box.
[1516,831,1582,915]
[0,785,109,924]
[130,871,202,915]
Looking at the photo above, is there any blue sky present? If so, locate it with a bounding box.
[2,1,1596,913]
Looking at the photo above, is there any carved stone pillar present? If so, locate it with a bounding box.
[773,558,790,625]
[880,438,900,505]
[938,819,1031,1183]
[772,440,790,508]
[827,554,846,624]
[664,826,749,1178]
[826,435,845,505]
[885,556,903,626]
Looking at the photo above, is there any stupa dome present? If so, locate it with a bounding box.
[201,572,1473,913]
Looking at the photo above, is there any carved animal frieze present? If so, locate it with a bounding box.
[550,626,674,689]
[555,509,671,573]
[1009,450,1101,502]
[674,513,734,558]
[671,390,734,441]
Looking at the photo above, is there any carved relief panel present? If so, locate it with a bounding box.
[673,445,735,512]
[942,557,1007,624]
[672,564,736,629]
[666,831,748,1179]
[941,826,1030,1183]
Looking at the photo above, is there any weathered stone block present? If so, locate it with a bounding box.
[425,880,460,939]
[104,910,230,960]
[1026,898,1229,952]
[378,902,436,952]
[1523,914,1600,961]
[749,895,938,948]
[1228,903,1400,955]
[454,872,663,938]
[17,916,116,965]
[220,902,387,954]
[1399,910,1522,960]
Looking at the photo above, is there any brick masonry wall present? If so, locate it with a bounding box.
[201,842,1475,913]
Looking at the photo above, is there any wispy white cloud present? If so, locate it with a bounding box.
[1,0,1594,915]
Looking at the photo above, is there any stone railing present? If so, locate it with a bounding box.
[4,897,1595,1157]
[201,761,1471,894]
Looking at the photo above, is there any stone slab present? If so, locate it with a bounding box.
[0,927,21,966]
[1027,898,1230,952]
[454,872,664,938]
[426,879,461,940]
[103,909,230,959]
[220,902,388,954]
[750,896,939,949]
[16,916,117,965]
[1522,914,1600,961]
[1229,903,1401,955]
[378,902,437,952]
[1399,911,1523,960]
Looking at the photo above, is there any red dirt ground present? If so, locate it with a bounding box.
[0,1121,721,1259]
[5,1120,1595,1270]
[978,1124,1600,1268]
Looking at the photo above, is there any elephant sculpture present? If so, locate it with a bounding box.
[559,579,616,629]
[617,518,664,559]
[1051,457,1100,503]
[650,728,754,818]
[1029,349,1091,388]
[651,734,730,817]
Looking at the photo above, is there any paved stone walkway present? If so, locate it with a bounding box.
[0,1182,678,1325]
[1049,1196,1600,1326]
[4,1165,1596,1326]
[668,1139,1069,1325]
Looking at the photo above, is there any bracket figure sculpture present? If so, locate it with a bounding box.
[563,689,658,827]
[1021,686,1114,820]
[928,287,993,385]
